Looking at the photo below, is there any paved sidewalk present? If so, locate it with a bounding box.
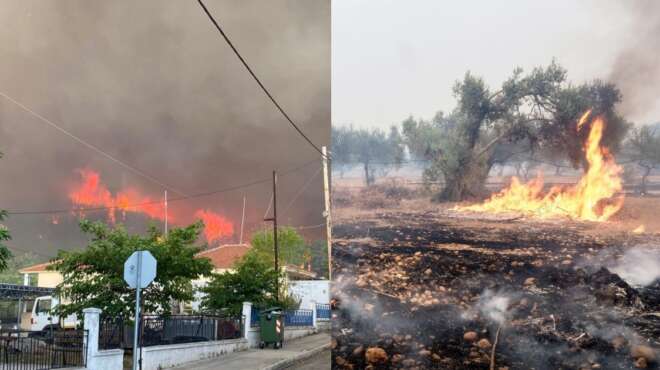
[171,332,331,370]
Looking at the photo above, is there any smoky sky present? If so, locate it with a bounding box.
[333,0,660,128]
[607,1,660,121]
[0,0,330,259]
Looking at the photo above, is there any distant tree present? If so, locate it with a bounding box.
[0,213,11,272]
[0,151,12,271]
[402,61,630,201]
[0,252,39,284]
[331,125,404,185]
[331,126,355,178]
[50,220,213,318]
[249,227,308,267]
[625,125,660,194]
[309,240,328,279]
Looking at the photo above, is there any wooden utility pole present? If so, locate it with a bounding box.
[264,171,279,302]
[164,190,168,236]
[239,194,246,245]
[322,146,332,280]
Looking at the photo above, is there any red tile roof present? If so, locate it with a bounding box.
[195,244,250,270]
[19,261,56,273]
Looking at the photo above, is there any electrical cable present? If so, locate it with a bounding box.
[196,0,327,159]
[0,91,188,197]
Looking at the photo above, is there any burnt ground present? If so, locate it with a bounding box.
[331,205,660,370]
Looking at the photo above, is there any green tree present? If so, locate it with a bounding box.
[309,240,328,279]
[201,253,280,315]
[0,211,11,272]
[331,125,405,185]
[625,125,660,194]
[50,220,213,318]
[0,252,39,284]
[0,151,12,271]
[402,62,630,201]
[249,227,307,267]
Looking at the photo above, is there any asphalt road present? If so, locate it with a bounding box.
[284,349,331,369]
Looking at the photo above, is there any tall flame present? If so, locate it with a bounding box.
[68,169,234,242]
[194,210,234,243]
[68,169,168,223]
[458,113,624,221]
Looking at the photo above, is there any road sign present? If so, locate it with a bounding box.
[124,250,157,370]
[124,251,157,289]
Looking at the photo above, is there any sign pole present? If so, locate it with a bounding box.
[132,252,142,370]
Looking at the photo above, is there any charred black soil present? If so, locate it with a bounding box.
[331,210,660,370]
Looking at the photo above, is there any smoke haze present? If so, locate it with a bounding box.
[608,1,660,123]
[0,1,330,259]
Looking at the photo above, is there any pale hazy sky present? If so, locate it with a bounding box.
[332,1,658,128]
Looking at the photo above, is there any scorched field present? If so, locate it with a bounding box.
[331,183,660,370]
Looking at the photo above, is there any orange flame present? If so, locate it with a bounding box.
[194,210,234,243]
[68,169,234,242]
[633,225,645,234]
[458,114,624,221]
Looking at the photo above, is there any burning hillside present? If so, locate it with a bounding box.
[68,169,234,243]
[457,112,624,222]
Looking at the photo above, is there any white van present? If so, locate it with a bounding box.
[27,296,79,332]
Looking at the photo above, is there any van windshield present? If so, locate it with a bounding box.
[36,299,51,314]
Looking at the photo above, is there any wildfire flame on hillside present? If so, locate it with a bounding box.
[195,210,234,243]
[459,111,624,221]
[68,169,234,242]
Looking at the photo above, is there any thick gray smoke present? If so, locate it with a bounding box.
[0,0,329,259]
[608,1,660,123]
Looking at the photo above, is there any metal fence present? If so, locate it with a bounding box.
[315,303,331,320]
[284,309,313,327]
[0,329,87,370]
[250,307,260,327]
[140,315,242,347]
[100,314,243,349]
[99,316,124,350]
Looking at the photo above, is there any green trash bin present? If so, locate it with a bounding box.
[259,307,284,349]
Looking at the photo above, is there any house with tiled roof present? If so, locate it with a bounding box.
[195,244,250,273]
[18,244,252,290]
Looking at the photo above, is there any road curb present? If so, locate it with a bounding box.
[261,342,331,370]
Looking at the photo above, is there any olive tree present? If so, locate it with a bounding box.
[402,61,630,201]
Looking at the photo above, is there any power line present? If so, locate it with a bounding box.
[281,166,322,216]
[293,222,325,230]
[196,0,327,159]
[6,159,319,216]
[0,91,188,197]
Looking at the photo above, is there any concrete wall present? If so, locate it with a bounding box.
[316,321,331,332]
[140,338,248,370]
[288,280,330,309]
[83,308,124,370]
[284,326,316,341]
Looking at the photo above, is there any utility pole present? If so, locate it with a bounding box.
[164,190,168,236]
[239,194,246,245]
[264,171,279,303]
[322,146,332,280]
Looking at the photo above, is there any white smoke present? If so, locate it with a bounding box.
[476,289,512,325]
[608,247,660,287]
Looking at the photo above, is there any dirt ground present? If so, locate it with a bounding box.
[331,180,660,370]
